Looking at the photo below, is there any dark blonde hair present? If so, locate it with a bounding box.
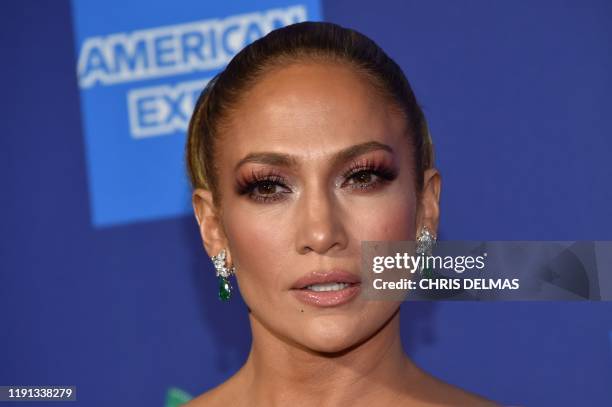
[186,21,434,206]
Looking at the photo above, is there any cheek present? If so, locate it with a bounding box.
[348,190,417,242]
[221,205,291,299]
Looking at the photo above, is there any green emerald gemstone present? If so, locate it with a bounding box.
[218,276,231,301]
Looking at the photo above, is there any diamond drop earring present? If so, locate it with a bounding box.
[211,248,235,301]
[416,226,437,276]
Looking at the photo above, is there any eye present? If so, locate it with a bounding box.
[342,163,398,191]
[344,169,380,190]
[254,180,284,196]
[347,170,375,185]
[236,173,292,203]
[251,180,291,202]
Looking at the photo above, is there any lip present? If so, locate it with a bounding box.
[290,269,361,307]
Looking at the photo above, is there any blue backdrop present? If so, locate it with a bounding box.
[1,0,611,406]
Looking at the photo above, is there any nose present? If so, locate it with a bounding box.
[295,184,349,255]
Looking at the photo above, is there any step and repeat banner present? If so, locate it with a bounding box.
[2,1,611,406]
[71,0,321,227]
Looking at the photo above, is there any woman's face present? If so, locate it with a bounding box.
[199,61,422,353]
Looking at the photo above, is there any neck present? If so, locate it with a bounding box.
[236,307,419,406]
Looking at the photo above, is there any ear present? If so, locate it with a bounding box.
[192,188,232,263]
[416,168,442,238]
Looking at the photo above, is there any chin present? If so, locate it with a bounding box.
[298,315,369,354]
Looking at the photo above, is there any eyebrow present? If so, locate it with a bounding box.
[234,141,394,172]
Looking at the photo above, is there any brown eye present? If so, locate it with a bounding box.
[256,181,278,194]
[236,171,291,203]
[351,171,373,184]
[341,164,398,192]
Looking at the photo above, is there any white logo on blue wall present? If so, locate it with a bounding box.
[77,5,308,140]
[127,79,209,138]
[71,1,320,226]
[77,6,307,88]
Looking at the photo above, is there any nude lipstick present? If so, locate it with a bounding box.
[290,269,361,307]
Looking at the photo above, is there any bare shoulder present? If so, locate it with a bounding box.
[182,377,242,407]
[425,379,499,406]
[406,370,500,407]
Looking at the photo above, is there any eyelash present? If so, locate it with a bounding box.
[237,160,398,203]
[236,169,289,203]
[342,160,398,191]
